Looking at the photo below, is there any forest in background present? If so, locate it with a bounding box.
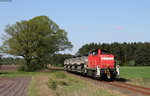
[1,42,150,67]
[77,42,150,66]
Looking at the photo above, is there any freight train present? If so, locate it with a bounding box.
[64,49,119,80]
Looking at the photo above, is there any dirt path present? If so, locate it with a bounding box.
[0,76,31,96]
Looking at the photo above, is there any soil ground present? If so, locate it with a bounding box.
[0,65,19,71]
[0,76,31,96]
[0,65,31,96]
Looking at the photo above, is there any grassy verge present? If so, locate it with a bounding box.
[0,71,39,77]
[120,66,150,88]
[28,73,53,96]
[46,71,126,96]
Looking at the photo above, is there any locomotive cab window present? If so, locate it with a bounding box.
[101,50,108,54]
[92,51,98,55]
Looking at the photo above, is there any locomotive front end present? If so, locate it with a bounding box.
[100,55,118,80]
[88,49,119,80]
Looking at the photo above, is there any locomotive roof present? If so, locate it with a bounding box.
[90,49,107,52]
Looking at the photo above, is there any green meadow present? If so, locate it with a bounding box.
[120,66,150,88]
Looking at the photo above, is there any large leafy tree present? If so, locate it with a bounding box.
[1,16,73,71]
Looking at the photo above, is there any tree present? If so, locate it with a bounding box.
[1,16,73,71]
[48,54,72,67]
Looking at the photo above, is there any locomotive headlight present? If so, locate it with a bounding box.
[106,64,110,68]
[102,57,114,60]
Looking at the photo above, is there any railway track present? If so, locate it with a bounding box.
[66,72,150,96]
[106,81,150,96]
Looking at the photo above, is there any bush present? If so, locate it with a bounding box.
[47,80,58,90]
[47,80,68,90]
[54,71,66,78]
[47,72,70,90]
[59,81,68,86]
[18,64,27,71]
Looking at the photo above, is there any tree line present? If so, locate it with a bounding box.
[1,41,149,67]
[0,57,24,65]
[0,54,72,68]
[77,42,150,66]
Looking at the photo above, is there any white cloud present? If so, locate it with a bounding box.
[113,25,124,30]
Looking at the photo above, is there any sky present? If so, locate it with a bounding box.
[0,0,150,54]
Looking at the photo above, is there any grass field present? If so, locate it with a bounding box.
[0,66,149,96]
[119,66,150,88]
[28,71,125,96]
[0,71,38,76]
[0,70,125,96]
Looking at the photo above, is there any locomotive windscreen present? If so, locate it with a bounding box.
[101,50,108,54]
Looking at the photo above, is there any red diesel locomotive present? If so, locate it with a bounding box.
[64,49,119,80]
